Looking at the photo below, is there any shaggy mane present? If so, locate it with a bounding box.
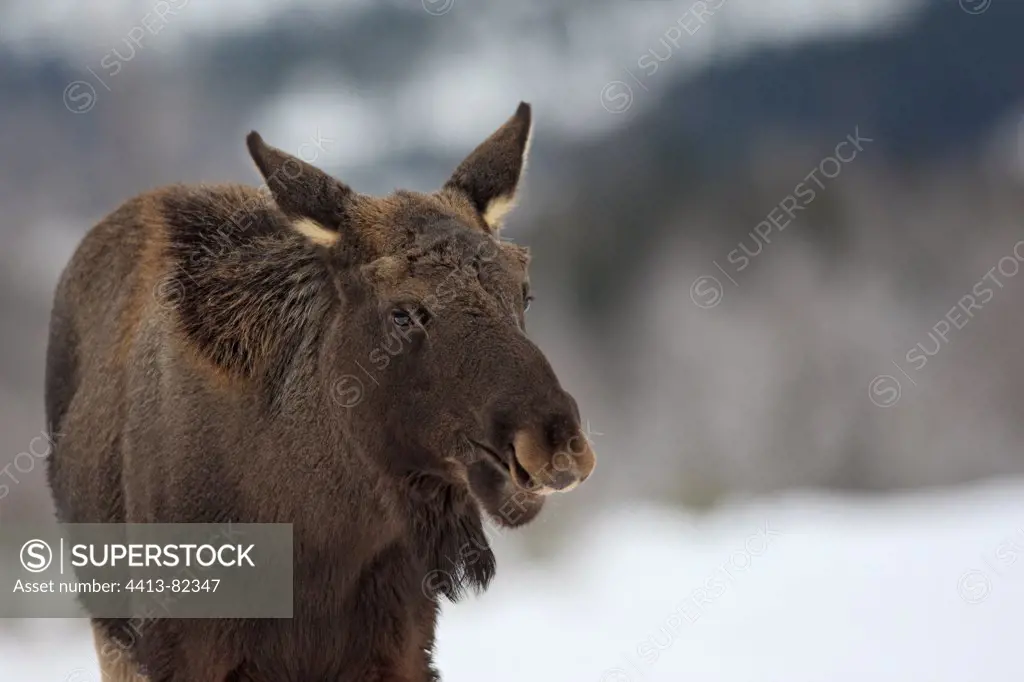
[160,185,333,394]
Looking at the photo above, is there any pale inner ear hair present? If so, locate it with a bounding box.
[292,217,339,247]
[482,195,517,230]
[482,120,532,231]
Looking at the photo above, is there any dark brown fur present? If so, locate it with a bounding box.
[45,102,596,682]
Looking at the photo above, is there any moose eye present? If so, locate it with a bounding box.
[392,310,413,329]
[524,295,535,312]
[391,307,431,330]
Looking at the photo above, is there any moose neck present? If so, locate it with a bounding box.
[373,429,497,602]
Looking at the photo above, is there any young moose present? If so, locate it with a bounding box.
[45,102,596,681]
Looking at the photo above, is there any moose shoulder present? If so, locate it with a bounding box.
[45,102,595,682]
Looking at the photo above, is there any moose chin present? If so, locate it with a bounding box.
[45,101,595,682]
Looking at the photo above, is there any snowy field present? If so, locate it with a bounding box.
[5,480,1023,681]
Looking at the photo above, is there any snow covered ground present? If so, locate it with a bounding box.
[5,480,1023,681]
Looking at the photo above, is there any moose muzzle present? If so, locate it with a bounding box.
[510,426,596,495]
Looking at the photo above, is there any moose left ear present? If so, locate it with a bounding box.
[444,102,533,232]
[246,131,354,246]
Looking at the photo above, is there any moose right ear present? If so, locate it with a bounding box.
[444,102,533,233]
[246,131,354,246]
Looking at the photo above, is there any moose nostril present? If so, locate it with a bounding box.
[546,469,576,491]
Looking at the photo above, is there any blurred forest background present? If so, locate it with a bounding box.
[3,0,1023,519]
[3,1,1024,679]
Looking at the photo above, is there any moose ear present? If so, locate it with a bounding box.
[444,102,532,232]
[246,131,354,246]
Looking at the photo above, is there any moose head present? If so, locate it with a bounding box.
[240,102,596,525]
